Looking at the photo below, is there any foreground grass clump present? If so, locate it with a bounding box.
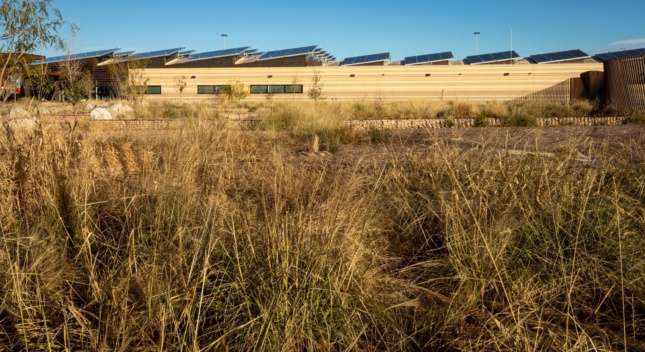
[256,101,353,152]
[339,99,604,123]
[0,120,644,350]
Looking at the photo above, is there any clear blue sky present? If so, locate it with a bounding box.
[46,0,644,61]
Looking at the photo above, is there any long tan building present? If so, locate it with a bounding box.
[141,63,603,102]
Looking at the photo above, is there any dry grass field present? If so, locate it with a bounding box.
[1,100,644,351]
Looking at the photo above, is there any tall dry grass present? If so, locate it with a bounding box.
[0,107,643,350]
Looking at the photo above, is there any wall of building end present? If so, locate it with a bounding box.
[139,63,604,101]
[604,55,645,111]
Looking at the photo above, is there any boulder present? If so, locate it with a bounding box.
[9,107,31,119]
[7,117,38,131]
[90,107,113,120]
[108,103,134,117]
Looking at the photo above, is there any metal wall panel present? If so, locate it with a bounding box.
[604,54,645,111]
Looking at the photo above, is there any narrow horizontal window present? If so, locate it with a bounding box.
[270,85,285,94]
[250,85,269,94]
[250,84,303,94]
[284,85,303,93]
[146,86,161,94]
[198,85,228,94]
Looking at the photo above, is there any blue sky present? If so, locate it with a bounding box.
[46,0,645,61]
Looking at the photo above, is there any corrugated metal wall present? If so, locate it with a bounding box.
[604,54,645,111]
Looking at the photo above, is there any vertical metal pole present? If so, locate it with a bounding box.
[474,31,481,55]
[510,30,513,64]
[221,33,228,49]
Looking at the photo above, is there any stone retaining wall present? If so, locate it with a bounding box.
[86,116,626,131]
[346,116,626,130]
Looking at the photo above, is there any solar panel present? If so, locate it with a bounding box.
[127,47,184,60]
[32,48,120,65]
[257,45,319,61]
[404,51,453,65]
[186,46,251,62]
[179,50,195,55]
[594,48,645,62]
[340,52,390,66]
[465,50,520,64]
[526,49,589,64]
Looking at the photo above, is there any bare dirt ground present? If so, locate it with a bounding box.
[91,124,645,165]
[326,125,645,166]
[387,125,645,151]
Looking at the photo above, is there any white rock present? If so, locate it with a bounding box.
[7,117,38,131]
[84,102,96,111]
[108,103,134,117]
[9,107,31,119]
[90,107,113,120]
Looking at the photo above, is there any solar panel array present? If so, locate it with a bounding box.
[341,53,390,66]
[33,48,120,65]
[256,45,318,61]
[404,51,453,65]
[526,49,589,64]
[594,48,645,62]
[186,47,251,62]
[128,47,184,60]
[465,50,520,64]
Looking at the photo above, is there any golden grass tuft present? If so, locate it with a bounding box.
[0,101,644,350]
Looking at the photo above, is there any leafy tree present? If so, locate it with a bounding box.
[58,57,91,115]
[23,57,53,99]
[0,0,75,103]
[108,58,149,105]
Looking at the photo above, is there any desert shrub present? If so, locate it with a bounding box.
[624,109,645,124]
[351,100,377,119]
[479,101,506,118]
[258,101,351,152]
[453,101,475,118]
[368,126,389,144]
[569,99,594,116]
[434,107,448,118]
[134,101,218,120]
